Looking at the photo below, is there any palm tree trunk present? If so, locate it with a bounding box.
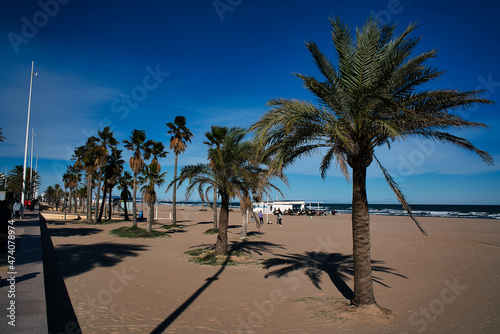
[68,188,72,213]
[87,174,92,223]
[132,173,138,227]
[75,172,79,214]
[351,163,376,306]
[108,186,112,220]
[240,209,248,238]
[123,189,130,221]
[147,202,154,233]
[94,170,103,223]
[214,193,229,255]
[172,153,178,226]
[98,182,108,222]
[213,187,218,229]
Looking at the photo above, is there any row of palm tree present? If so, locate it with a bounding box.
[57,117,193,231]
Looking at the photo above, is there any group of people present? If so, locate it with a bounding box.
[8,198,37,219]
[254,210,283,226]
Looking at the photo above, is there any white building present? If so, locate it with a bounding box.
[253,201,306,214]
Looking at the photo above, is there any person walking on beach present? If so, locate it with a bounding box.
[13,199,22,219]
[258,211,264,225]
[277,212,283,226]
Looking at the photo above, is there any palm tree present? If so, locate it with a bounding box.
[172,126,268,255]
[6,165,41,200]
[139,163,167,233]
[250,16,493,307]
[44,185,55,206]
[54,184,62,211]
[0,127,5,142]
[92,127,119,223]
[203,125,228,229]
[123,129,148,228]
[166,116,193,226]
[62,165,77,213]
[98,147,125,221]
[117,171,133,221]
[146,140,168,172]
[75,138,99,222]
[73,160,83,214]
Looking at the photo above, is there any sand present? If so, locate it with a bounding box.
[43,205,500,333]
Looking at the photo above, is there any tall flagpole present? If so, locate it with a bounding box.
[21,61,37,211]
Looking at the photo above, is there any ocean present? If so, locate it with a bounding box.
[158,201,500,220]
[321,203,500,220]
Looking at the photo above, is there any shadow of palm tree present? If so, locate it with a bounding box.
[246,231,265,237]
[55,243,148,278]
[150,240,285,333]
[46,227,103,237]
[150,255,230,334]
[189,240,286,256]
[229,240,286,255]
[194,221,213,225]
[263,252,407,301]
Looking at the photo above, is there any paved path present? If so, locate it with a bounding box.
[0,211,48,333]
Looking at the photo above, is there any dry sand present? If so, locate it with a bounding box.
[43,205,500,333]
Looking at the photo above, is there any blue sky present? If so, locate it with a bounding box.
[1,0,499,204]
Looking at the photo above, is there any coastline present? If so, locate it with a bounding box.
[44,204,500,333]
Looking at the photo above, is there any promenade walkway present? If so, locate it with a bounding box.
[0,209,81,333]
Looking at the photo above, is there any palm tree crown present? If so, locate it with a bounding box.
[166,116,193,155]
[250,16,494,307]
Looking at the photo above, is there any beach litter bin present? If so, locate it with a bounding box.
[139,211,143,218]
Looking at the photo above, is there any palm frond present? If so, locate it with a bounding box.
[374,155,427,235]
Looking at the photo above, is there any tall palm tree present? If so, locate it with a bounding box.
[62,165,77,213]
[166,116,193,226]
[92,127,119,223]
[172,126,269,255]
[139,163,167,233]
[117,171,133,221]
[54,184,62,211]
[73,160,82,214]
[203,125,228,229]
[250,16,494,307]
[75,138,99,222]
[98,147,125,221]
[123,129,148,228]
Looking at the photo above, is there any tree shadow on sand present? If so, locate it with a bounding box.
[46,227,103,237]
[263,251,407,301]
[150,240,285,333]
[55,242,148,278]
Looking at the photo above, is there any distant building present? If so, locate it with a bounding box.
[253,201,306,214]
[0,173,5,191]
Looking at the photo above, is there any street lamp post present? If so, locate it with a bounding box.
[21,61,37,214]
[30,128,36,199]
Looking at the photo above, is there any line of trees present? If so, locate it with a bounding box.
[50,117,193,234]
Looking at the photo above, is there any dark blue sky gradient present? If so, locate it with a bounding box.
[1,0,499,204]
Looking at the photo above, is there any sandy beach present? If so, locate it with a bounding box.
[43,205,500,333]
